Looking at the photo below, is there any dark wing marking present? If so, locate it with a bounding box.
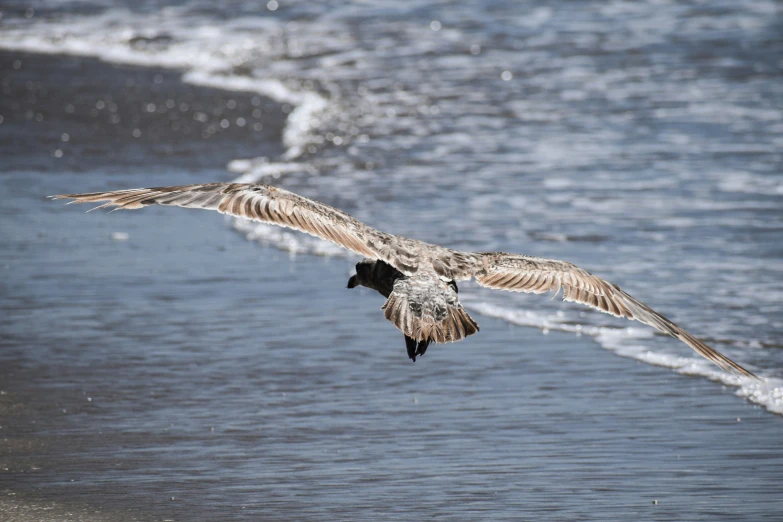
[474,252,757,379]
[52,183,410,264]
[383,270,479,345]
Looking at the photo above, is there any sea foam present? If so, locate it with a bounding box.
[465,301,782,415]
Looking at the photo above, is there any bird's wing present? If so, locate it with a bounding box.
[52,183,407,264]
[472,252,757,379]
[383,270,479,345]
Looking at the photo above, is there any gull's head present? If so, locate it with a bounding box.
[347,259,376,289]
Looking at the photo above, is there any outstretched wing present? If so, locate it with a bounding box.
[383,270,479,346]
[52,183,400,262]
[473,252,757,379]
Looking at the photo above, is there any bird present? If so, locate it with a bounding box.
[51,182,757,378]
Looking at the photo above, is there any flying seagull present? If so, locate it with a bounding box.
[52,183,757,378]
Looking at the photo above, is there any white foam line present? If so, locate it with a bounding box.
[0,31,223,70]
[465,300,782,415]
[182,71,329,159]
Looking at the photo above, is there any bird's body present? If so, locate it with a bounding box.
[348,258,475,361]
[52,182,757,379]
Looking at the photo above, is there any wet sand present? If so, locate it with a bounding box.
[0,51,285,172]
[1,51,782,521]
[0,493,153,522]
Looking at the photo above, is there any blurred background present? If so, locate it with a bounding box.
[1,1,781,520]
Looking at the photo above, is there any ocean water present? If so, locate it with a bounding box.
[0,1,782,520]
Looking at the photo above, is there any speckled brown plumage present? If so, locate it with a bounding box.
[52,183,757,378]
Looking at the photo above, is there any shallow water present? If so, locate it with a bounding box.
[0,0,782,519]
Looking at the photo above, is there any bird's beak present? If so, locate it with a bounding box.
[346,275,358,289]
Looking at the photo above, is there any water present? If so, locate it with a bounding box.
[0,1,782,519]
